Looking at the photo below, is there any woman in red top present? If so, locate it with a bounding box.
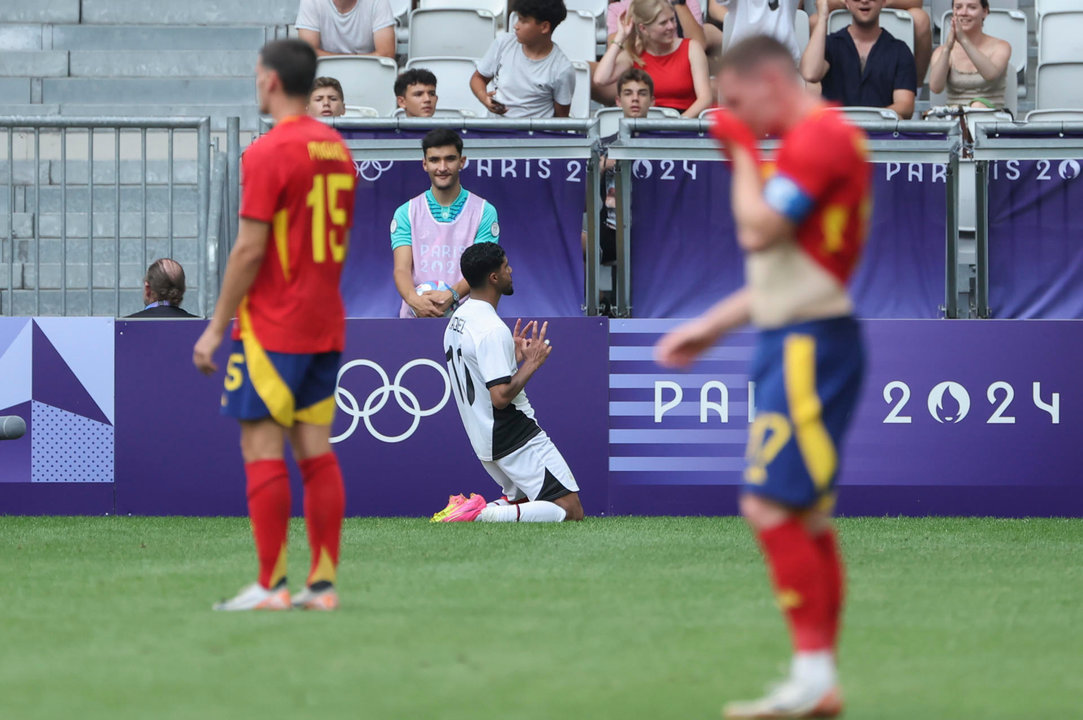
[595,0,712,117]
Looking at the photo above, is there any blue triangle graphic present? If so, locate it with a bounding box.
[31,323,111,426]
[0,318,30,358]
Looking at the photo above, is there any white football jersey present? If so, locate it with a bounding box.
[444,299,540,461]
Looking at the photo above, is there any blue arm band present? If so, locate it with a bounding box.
[764,174,815,225]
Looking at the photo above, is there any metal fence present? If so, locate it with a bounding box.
[0,116,214,317]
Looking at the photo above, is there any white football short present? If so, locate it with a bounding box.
[480,431,579,503]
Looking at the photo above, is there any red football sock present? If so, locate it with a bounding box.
[299,452,345,587]
[814,528,845,652]
[757,518,832,653]
[245,459,291,590]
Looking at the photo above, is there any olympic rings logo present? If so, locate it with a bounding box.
[331,359,451,444]
[354,160,394,182]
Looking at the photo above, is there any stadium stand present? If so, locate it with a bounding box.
[408,8,498,59]
[421,0,508,28]
[315,55,400,116]
[552,9,600,63]
[404,56,487,116]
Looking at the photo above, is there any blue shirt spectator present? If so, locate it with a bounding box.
[820,28,917,112]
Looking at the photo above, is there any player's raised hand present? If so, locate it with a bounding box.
[193,325,223,376]
[522,320,552,368]
[709,108,761,165]
[513,318,534,364]
[654,318,720,369]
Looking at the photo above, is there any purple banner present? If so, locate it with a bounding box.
[113,318,609,517]
[988,159,1083,318]
[609,318,1083,517]
[339,130,588,318]
[630,161,946,319]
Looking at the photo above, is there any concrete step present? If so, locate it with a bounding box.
[50,24,269,51]
[0,78,32,104]
[27,211,200,240]
[19,261,176,290]
[0,0,80,24]
[15,235,200,265]
[69,51,255,78]
[10,185,200,214]
[0,103,62,116]
[0,213,35,239]
[35,159,201,185]
[0,51,68,78]
[56,103,260,132]
[1,288,155,317]
[43,77,255,105]
[0,24,46,50]
[81,0,298,25]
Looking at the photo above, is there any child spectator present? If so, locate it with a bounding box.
[470,0,576,118]
[296,0,395,59]
[308,76,348,117]
[395,69,439,117]
[595,0,712,117]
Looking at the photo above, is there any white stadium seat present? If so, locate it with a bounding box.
[343,105,380,117]
[420,0,507,28]
[553,10,599,63]
[828,9,914,54]
[571,60,591,118]
[1026,108,1083,122]
[315,56,398,116]
[1038,12,1083,65]
[1035,0,1079,17]
[565,0,608,18]
[409,9,497,59]
[405,56,488,117]
[795,9,810,57]
[1036,62,1083,110]
[831,106,900,122]
[595,106,679,138]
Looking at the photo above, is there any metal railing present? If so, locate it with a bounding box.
[0,116,213,317]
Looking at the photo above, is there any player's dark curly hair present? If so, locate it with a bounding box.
[512,0,567,31]
[259,39,317,98]
[461,243,507,289]
[145,258,186,307]
[422,128,463,155]
[395,68,438,98]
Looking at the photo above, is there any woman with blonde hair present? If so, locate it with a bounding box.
[595,0,712,117]
[929,0,1011,109]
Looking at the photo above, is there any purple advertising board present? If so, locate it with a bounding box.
[338,129,588,319]
[630,161,946,319]
[609,319,1083,517]
[988,158,1083,319]
[113,317,609,517]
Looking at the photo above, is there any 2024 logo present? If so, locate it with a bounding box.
[882,381,1060,425]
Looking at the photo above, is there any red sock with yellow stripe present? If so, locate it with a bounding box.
[299,452,345,588]
[245,459,291,590]
[814,528,845,652]
[757,518,832,652]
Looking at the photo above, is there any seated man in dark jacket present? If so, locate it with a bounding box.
[126,258,197,318]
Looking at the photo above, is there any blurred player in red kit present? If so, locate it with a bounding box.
[193,39,356,612]
[656,36,871,718]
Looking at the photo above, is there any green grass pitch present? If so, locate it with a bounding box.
[2,516,1080,719]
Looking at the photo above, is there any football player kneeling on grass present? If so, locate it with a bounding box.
[433,243,584,523]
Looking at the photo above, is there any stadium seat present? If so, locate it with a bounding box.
[565,0,608,18]
[1038,12,1083,64]
[405,56,489,117]
[795,10,811,57]
[408,9,497,59]
[552,10,599,63]
[1036,63,1083,110]
[314,56,398,116]
[343,105,380,117]
[1035,0,1078,17]
[828,9,914,54]
[420,0,507,29]
[1025,108,1083,122]
[571,61,591,118]
[594,106,679,137]
[831,106,900,122]
[940,9,1027,75]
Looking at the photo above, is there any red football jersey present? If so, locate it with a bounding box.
[772,108,871,285]
[234,115,356,353]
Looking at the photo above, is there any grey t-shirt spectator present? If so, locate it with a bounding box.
[476,33,576,119]
[723,0,802,64]
[296,0,396,55]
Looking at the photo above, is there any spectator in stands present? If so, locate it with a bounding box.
[928,0,1011,110]
[471,0,576,118]
[126,258,197,318]
[801,0,917,119]
[606,0,720,53]
[722,0,804,65]
[583,68,657,271]
[296,0,395,58]
[810,0,931,82]
[392,129,500,318]
[595,0,712,117]
[395,68,439,117]
[308,76,347,117]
